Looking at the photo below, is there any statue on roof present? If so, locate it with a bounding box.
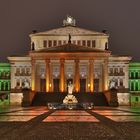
[63,15,76,26]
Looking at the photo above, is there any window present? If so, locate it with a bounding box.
[26,68,30,75]
[131,82,134,91]
[120,79,123,86]
[109,68,113,74]
[135,72,139,79]
[77,40,81,45]
[105,42,108,50]
[16,79,20,89]
[82,40,86,46]
[72,40,76,44]
[135,97,139,102]
[53,40,57,46]
[131,72,134,79]
[114,68,118,74]
[92,40,96,48]
[58,40,62,46]
[87,40,91,47]
[63,40,66,44]
[43,40,47,48]
[16,68,20,76]
[48,40,52,47]
[135,82,139,91]
[21,68,25,75]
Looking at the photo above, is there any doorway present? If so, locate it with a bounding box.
[53,79,60,92]
[94,79,99,92]
[40,79,46,92]
[80,79,86,93]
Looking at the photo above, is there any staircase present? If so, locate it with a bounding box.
[31,92,108,106]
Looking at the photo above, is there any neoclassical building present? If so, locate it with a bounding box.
[8,16,132,105]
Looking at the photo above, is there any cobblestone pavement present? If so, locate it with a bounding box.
[0,106,140,140]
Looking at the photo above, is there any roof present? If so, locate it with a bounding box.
[32,43,110,53]
[30,26,108,36]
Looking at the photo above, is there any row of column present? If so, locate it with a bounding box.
[31,59,109,92]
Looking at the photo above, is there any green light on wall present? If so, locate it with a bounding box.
[0,63,10,105]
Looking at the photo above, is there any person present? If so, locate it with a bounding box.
[68,81,74,94]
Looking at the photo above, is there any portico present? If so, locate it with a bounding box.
[29,43,111,93]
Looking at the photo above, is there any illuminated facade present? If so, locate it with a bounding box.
[129,62,140,106]
[7,16,132,105]
[0,63,10,105]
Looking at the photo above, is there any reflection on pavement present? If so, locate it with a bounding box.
[43,110,99,122]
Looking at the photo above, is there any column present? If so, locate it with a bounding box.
[89,59,94,92]
[31,59,35,91]
[75,59,80,92]
[60,59,65,92]
[103,60,109,91]
[46,59,50,92]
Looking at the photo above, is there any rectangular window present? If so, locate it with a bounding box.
[136,97,139,102]
[58,40,62,46]
[48,40,52,47]
[87,40,91,47]
[77,40,81,45]
[72,40,76,44]
[63,40,66,44]
[43,40,47,48]
[82,40,86,46]
[53,40,57,46]
[92,40,96,48]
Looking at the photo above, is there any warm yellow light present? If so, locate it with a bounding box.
[49,84,52,87]
[31,80,35,91]
[88,84,90,87]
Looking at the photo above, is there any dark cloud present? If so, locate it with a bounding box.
[0,0,140,62]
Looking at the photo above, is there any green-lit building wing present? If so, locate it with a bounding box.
[0,63,10,105]
[129,62,140,106]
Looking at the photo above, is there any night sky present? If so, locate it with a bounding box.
[0,0,140,62]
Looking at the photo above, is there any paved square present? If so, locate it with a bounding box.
[0,106,140,139]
